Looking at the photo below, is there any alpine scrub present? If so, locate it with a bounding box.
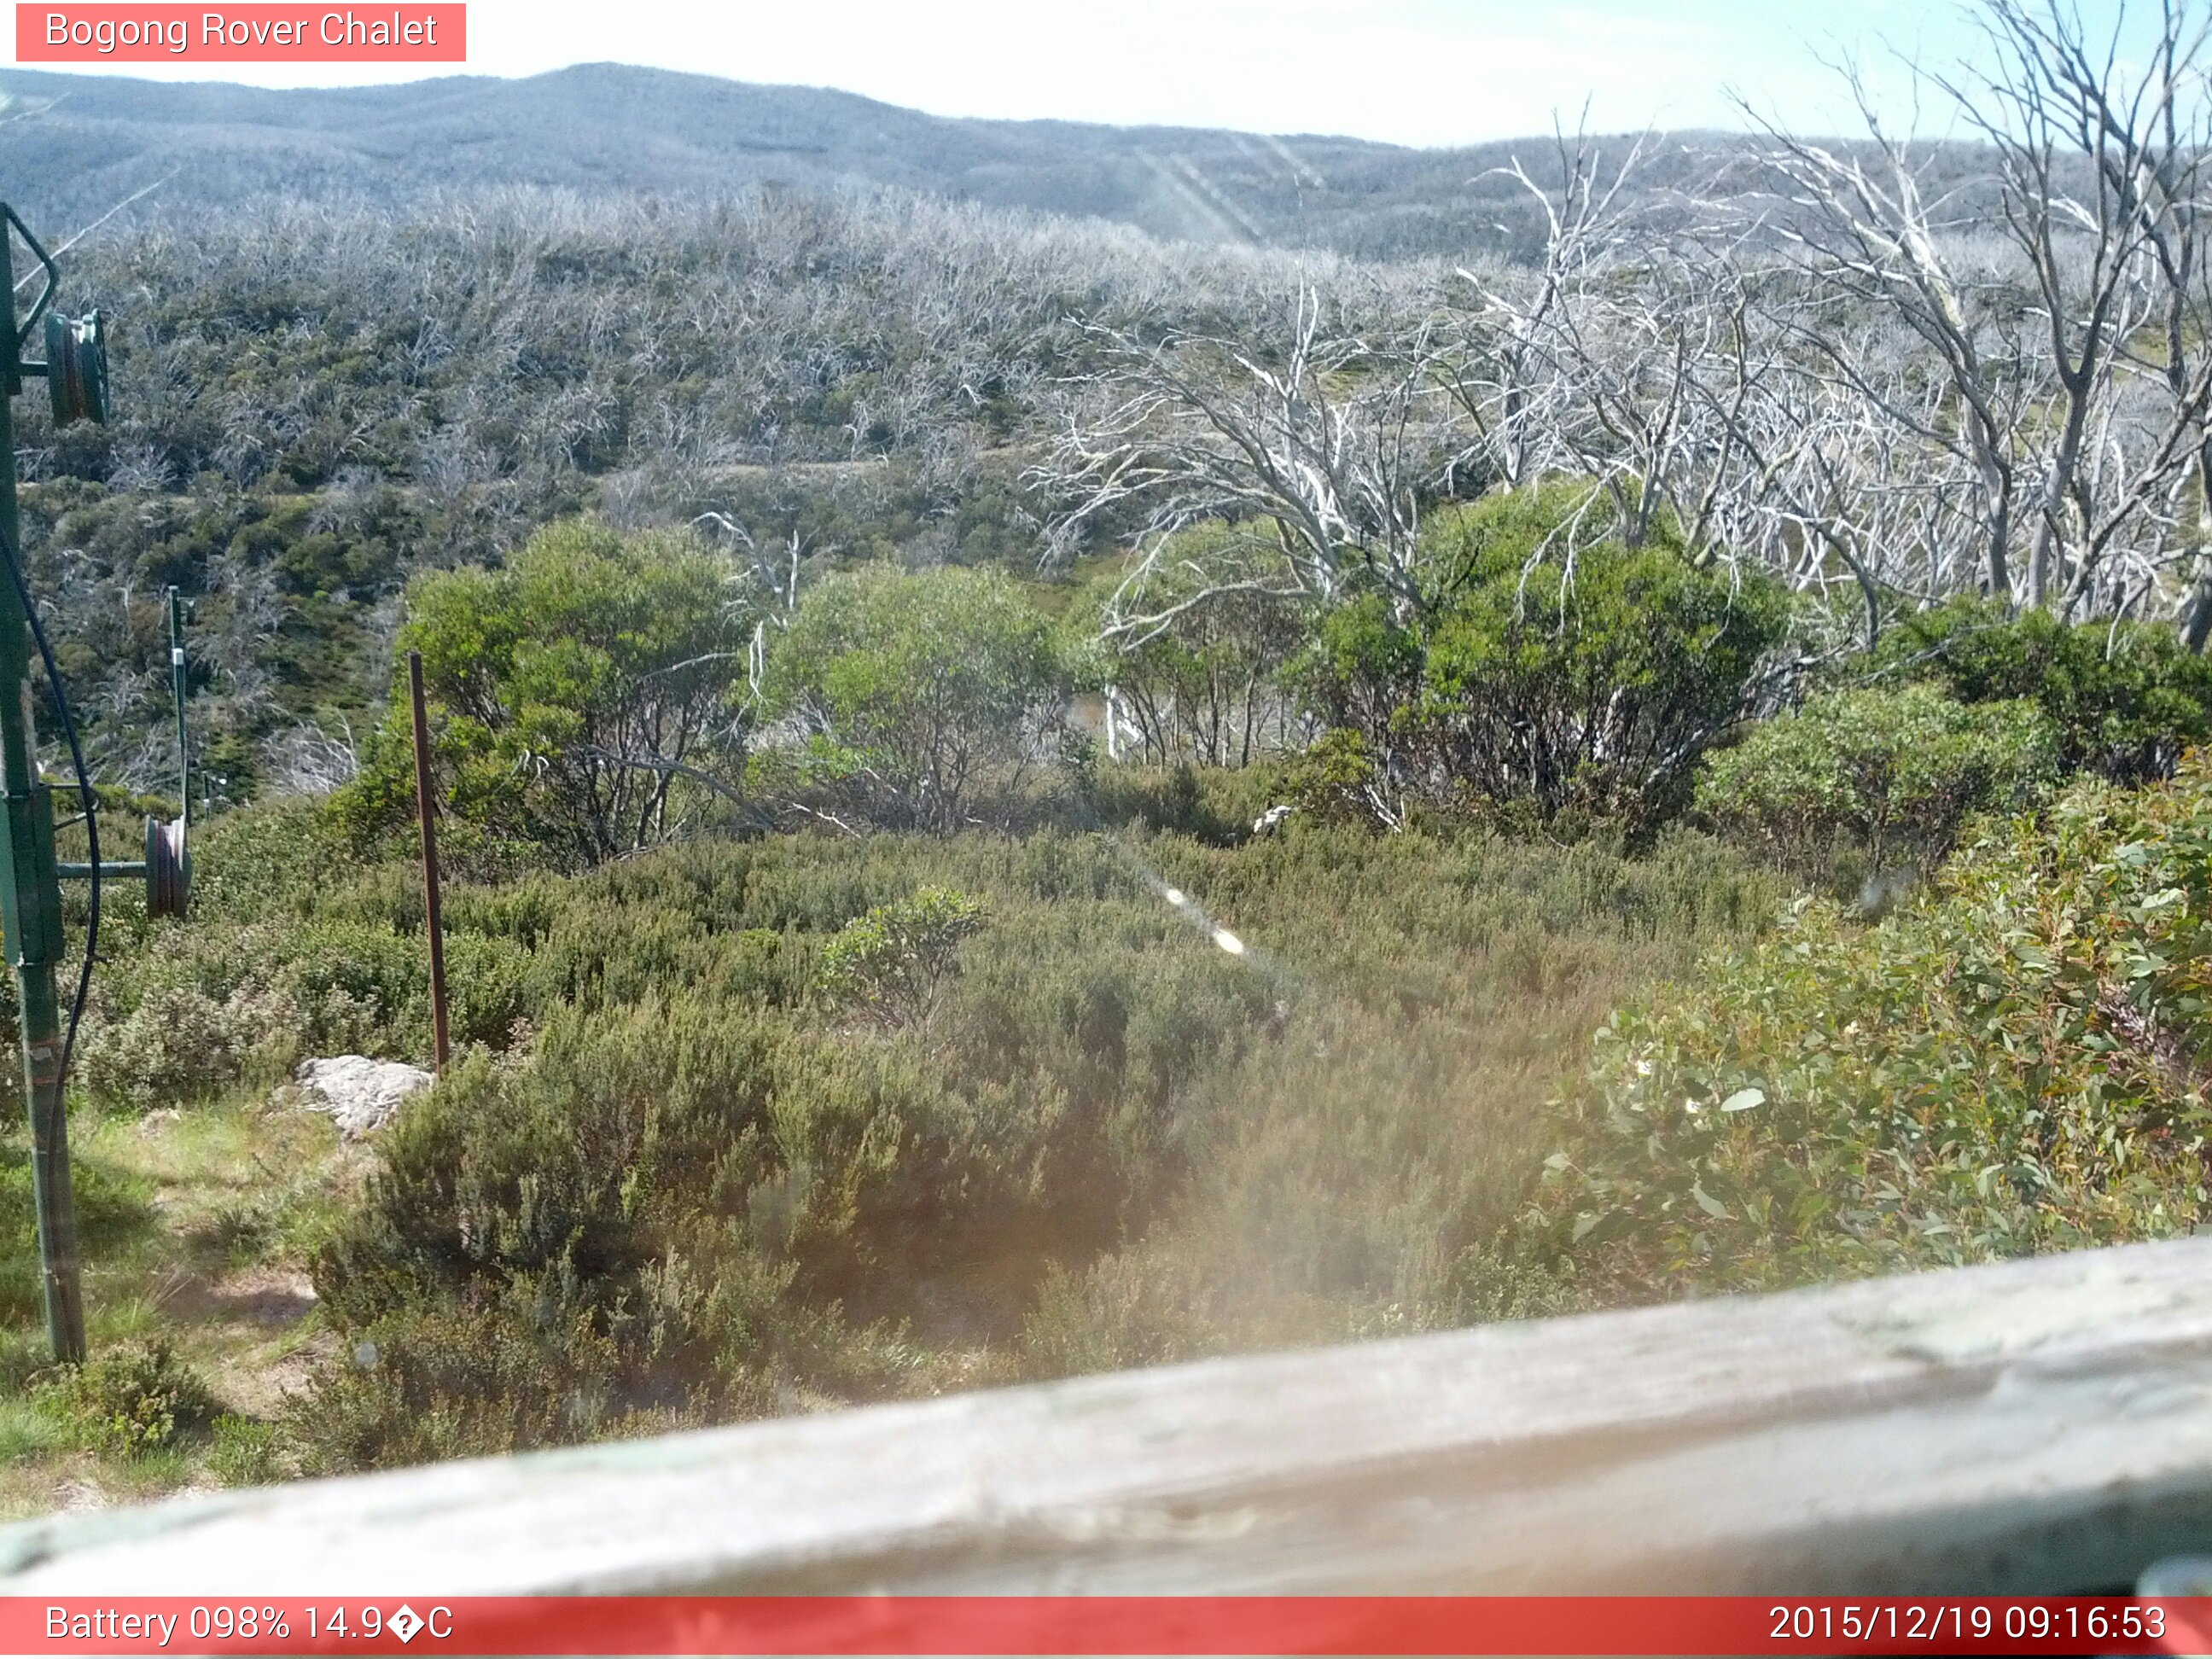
[1544,756,2212,1301]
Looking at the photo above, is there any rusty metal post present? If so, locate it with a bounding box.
[407,651,450,1072]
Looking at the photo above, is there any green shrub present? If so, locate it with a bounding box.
[816,888,986,1029]
[334,521,758,870]
[1074,760,1295,844]
[297,854,1289,1459]
[1540,755,2212,1301]
[1285,729,1395,830]
[68,796,549,1093]
[183,800,353,923]
[1864,600,2212,784]
[1294,490,1791,834]
[1414,509,1790,830]
[286,1284,646,1472]
[1696,685,2059,879]
[79,985,244,1109]
[96,789,1779,1472]
[769,566,1066,831]
[308,824,1666,1465]
[79,924,410,1102]
[1291,593,1428,780]
[50,1340,218,1456]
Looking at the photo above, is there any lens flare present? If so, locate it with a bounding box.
[1106,836,1269,974]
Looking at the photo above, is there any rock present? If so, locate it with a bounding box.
[293,1056,434,1139]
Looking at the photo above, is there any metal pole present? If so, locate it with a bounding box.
[408,652,450,1073]
[168,588,188,826]
[0,221,82,1362]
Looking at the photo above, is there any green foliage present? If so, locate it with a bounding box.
[1064,528,1307,768]
[62,800,539,1092]
[1865,600,2212,785]
[274,818,1778,1468]
[206,1414,281,1486]
[1416,477,1687,610]
[1293,491,1790,834]
[770,566,1066,831]
[1285,729,1394,830]
[335,521,756,870]
[1290,594,1424,777]
[816,888,987,1029]
[1074,760,1295,845]
[1411,498,1790,830]
[1544,756,2212,1301]
[1696,685,2060,879]
[79,986,250,1109]
[296,870,1272,1464]
[49,1340,218,1456]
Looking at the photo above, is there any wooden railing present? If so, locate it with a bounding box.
[7,1235,2212,1595]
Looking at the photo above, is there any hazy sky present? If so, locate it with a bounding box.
[21,0,2108,147]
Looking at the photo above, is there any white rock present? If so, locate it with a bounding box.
[294,1056,434,1139]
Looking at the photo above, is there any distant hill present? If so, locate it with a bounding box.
[0,62,1743,259]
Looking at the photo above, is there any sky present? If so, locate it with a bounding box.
[18,0,2123,148]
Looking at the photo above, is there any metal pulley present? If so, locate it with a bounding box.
[55,589,193,919]
[144,813,187,919]
[43,310,107,427]
[142,586,191,918]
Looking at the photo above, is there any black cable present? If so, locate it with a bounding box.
[0,519,96,1094]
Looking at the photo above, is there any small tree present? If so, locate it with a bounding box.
[1066,525,1307,768]
[337,521,756,869]
[1319,492,1793,832]
[770,567,1064,831]
[1697,684,2059,878]
[814,888,987,1030]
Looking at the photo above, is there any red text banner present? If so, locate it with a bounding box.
[15,5,464,61]
[3,1596,2212,1656]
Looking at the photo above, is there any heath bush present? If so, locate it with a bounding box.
[1696,684,2060,881]
[50,1339,218,1456]
[1542,757,2212,1302]
[1864,600,2212,785]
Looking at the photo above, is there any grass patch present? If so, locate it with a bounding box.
[0,1090,355,1511]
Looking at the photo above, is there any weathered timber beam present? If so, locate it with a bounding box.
[9,1237,2212,1594]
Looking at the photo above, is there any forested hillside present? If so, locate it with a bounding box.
[12,185,1286,801]
[4,0,2212,1514]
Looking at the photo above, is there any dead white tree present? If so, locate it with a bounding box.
[1747,0,2212,633]
[1440,125,1654,498]
[1936,0,2212,614]
[1037,282,1463,641]
[1747,72,2038,604]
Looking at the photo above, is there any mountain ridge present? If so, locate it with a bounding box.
[0,61,1730,258]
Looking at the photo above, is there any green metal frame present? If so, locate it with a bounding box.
[0,209,83,1364]
[0,208,191,1363]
